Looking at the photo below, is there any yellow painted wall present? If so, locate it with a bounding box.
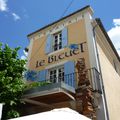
[97,43,120,120]
[96,29,120,76]
[68,19,87,44]
[28,19,90,71]
[29,36,46,70]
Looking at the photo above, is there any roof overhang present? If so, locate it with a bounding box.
[93,18,120,62]
[27,5,93,38]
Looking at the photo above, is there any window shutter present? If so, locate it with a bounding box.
[38,70,47,81]
[64,61,75,87]
[24,70,38,81]
[62,27,68,48]
[45,35,52,54]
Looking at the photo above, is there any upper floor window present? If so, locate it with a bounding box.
[52,32,62,51]
[45,28,68,54]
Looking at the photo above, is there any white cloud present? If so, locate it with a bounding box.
[108,18,120,56]
[21,55,26,60]
[0,0,8,11]
[12,13,21,21]
[21,50,28,60]
[22,8,29,19]
[23,50,28,57]
[0,0,21,21]
[113,19,120,26]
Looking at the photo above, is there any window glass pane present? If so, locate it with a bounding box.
[59,45,62,49]
[60,33,62,37]
[54,41,57,44]
[59,42,62,46]
[54,70,56,73]
[55,35,58,39]
[53,32,62,51]
[59,34,62,40]
[50,71,53,74]
[49,66,64,83]
[58,67,64,82]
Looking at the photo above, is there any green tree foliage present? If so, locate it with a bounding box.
[0,43,26,119]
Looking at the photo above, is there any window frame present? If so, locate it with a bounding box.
[52,31,62,52]
[48,65,64,83]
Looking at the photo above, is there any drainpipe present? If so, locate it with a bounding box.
[92,22,109,120]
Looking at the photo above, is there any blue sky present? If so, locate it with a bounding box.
[0,0,120,58]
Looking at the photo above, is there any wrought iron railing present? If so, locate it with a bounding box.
[88,68,102,93]
[52,44,62,51]
[42,72,76,88]
[25,68,102,93]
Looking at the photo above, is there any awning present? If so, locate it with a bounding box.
[10,108,91,120]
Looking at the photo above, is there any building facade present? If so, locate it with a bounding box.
[23,6,120,120]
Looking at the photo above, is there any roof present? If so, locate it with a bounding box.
[96,18,120,62]
[27,5,91,37]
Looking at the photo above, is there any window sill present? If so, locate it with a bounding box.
[48,48,65,56]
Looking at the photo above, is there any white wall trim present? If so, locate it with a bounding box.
[48,48,65,56]
[84,12,107,120]
[45,60,68,70]
[26,38,34,68]
[84,12,99,69]
[30,14,83,40]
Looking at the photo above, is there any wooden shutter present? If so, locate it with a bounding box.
[37,70,47,81]
[62,27,68,48]
[45,35,52,54]
[24,70,38,81]
[64,61,75,87]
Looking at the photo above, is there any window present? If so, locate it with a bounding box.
[49,66,64,83]
[52,32,62,51]
[45,28,67,54]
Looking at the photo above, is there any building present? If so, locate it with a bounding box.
[23,6,120,120]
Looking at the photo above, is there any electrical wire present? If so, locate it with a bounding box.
[60,0,75,18]
[28,0,75,63]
